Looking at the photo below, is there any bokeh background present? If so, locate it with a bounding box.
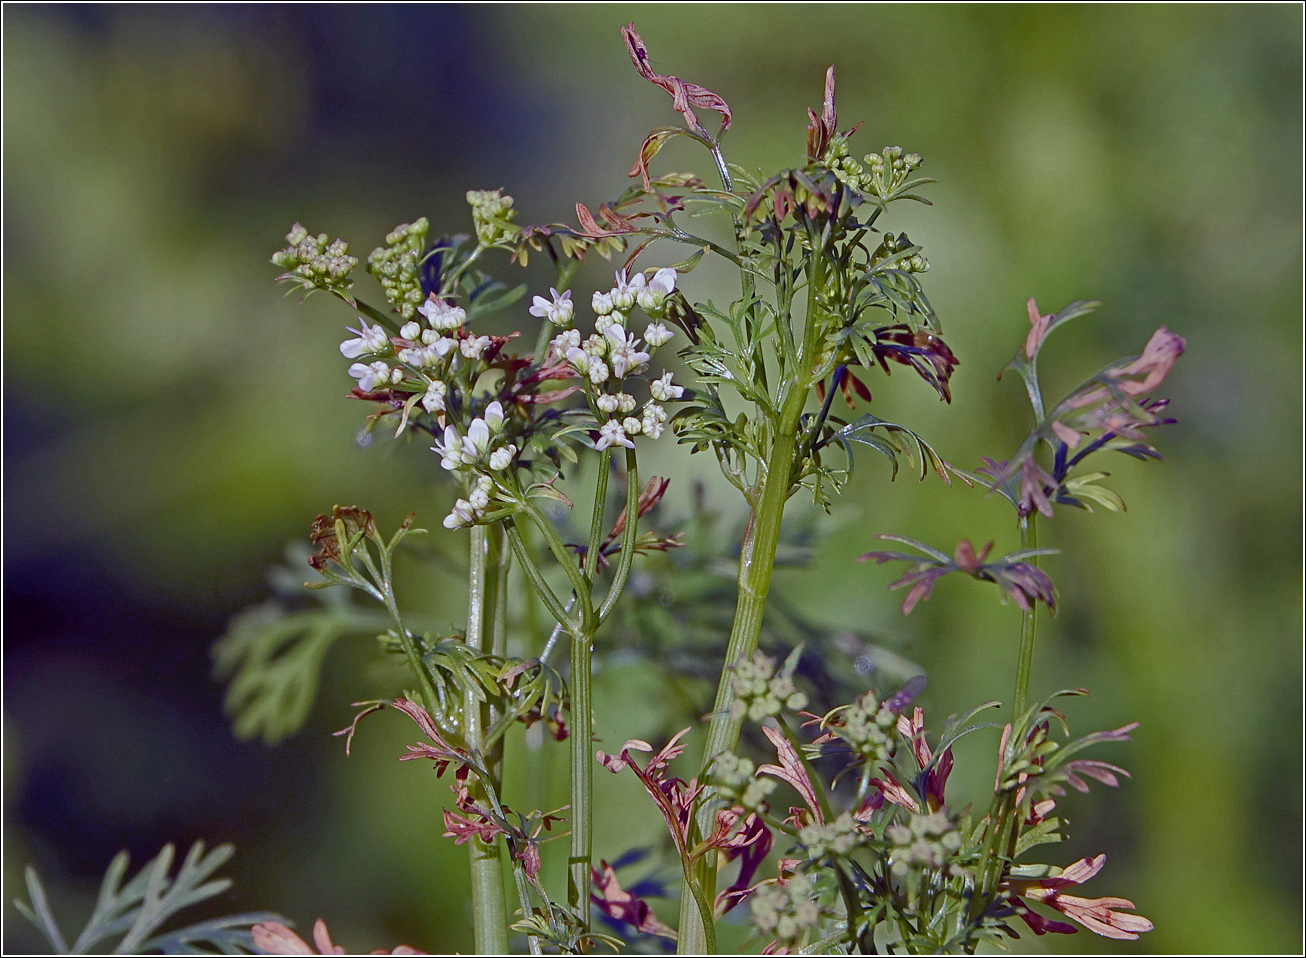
[4,4,1301,954]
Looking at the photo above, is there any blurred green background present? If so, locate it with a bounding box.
[4,5,1300,954]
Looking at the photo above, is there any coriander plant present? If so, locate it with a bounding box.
[16,23,1184,956]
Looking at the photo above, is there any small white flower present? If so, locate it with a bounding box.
[340,322,389,359]
[419,295,467,331]
[596,392,635,415]
[637,268,677,312]
[529,288,574,328]
[588,359,610,385]
[642,401,668,440]
[462,418,492,461]
[583,333,609,357]
[622,416,643,436]
[592,291,614,316]
[489,443,517,471]
[398,347,424,366]
[443,499,476,529]
[348,361,392,392]
[430,335,459,357]
[400,321,422,340]
[566,346,591,376]
[596,419,635,451]
[602,323,627,348]
[649,371,684,402]
[644,323,674,348]
[549,329,581,361]
[390,367,404,384]
[483,401,505,432]
[611,269,646,311]
[421,380,447,414]
[603,326,650,380]
[433,424,464,470]
[468,479,493,512]
[461,335,492,360]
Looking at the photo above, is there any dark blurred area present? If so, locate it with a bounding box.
[4,5,1301,954]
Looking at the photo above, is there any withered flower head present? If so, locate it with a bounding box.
[308,505,377,571]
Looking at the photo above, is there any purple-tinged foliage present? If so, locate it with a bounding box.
[859,535,1058,614]
[621,24,732,137]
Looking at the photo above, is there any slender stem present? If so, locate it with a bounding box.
[586,450,612,584]
[539,593,577,665]
[1011,514,1038,719]
[967,512,1042,939]
[465,524,510,955]
[443,242,486,295]
[519,500,596,631]
[598,449,640,625]
[504,517,582,636]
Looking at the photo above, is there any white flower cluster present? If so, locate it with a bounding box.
[542,268,686,451]
[338,290,519,531]
[340,292,483,415]
[431,401,518,529]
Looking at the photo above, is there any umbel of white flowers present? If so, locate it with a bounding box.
[544,268,684,452]
[337,267,689,531]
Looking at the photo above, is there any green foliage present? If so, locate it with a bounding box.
[13,842,278,955]
[212,550,392,744]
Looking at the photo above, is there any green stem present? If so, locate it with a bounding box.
[519,500,596,631]
[504,517,582,637]
[967,513,1041,939]
[677,379,809,955]
[700,375,809,772]
[597,450,640,626]
[1011,514,1038,719]
[586,451,612,584]
[465,524,510,954]
[568,601,593,926]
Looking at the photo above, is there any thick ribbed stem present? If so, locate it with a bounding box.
[465,524,509,954]
[676,381,809,954]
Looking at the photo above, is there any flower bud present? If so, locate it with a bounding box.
[489,444,516,472]
[443,499,476,530]
[421,380,447,414]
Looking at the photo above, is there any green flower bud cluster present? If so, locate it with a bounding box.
[710,752,776,811]
[885,810,963,878]
[271,223,358,291]
[466,189,521,248]
[728,651,808,722]
[872,231,929,273]
[823,143,924,203]
[831,690,897,765]
[367,218,429,320]
[824,132,869,192]
[798,810,862,860]
[863,145,923,200]
[749,870,824,950]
